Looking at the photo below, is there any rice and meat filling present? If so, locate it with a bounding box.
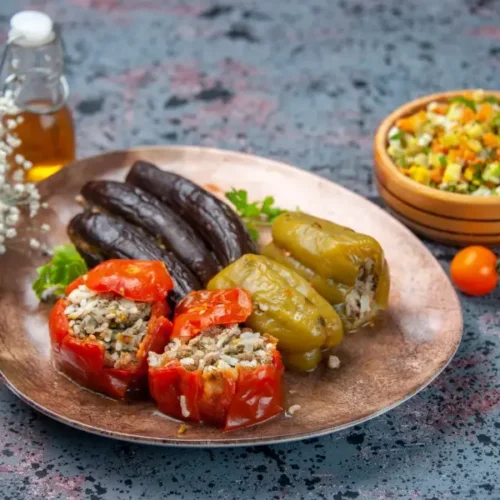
[64,285,151,369]
[342,259,378,326]
[148,324,276,372]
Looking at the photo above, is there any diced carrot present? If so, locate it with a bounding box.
[429,168,443,183]
[396,117,413,133]
[396,110,426,133]
[460,107,475,124]
[432,140,446,154]
[433,104,448,115]
[463,91,474,100]
[483,132,500,148]
[496,149,500,159]
[448,149,460,163]
[462,148,476,162]
[477,103,495,122]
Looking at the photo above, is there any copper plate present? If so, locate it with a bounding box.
[0,146,463,447]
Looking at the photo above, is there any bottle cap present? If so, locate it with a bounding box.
[9,11,55,47]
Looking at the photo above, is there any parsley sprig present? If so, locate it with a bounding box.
[225,189,287,240]
[449,96,477,111]
[32,244,88,300]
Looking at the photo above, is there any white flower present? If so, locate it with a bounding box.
[5,213,18,226]
[0,89,49,255]
[11,169,24,183]
[29,238,40,249]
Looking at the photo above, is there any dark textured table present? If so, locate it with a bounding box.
[2,1,500,498]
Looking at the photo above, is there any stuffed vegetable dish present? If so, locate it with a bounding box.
[148,289,284,431]
[49,260,173,400]
[263,212,390,331]
[41,159,391,433]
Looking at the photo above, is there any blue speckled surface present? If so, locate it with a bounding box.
[2,0,500,498]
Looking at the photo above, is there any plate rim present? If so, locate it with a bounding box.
[0,145,463,447]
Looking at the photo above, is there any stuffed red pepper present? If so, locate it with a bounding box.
[148,288,284,431]
[49,260,173,399]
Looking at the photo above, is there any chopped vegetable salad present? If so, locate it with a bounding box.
[387,90,500,195]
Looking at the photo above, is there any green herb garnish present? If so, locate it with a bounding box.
[439,155,447,167]
[389,131,403,141]
[492,115,500,128]
[485,96,499,104]
[225,189,287,241]
[32,244,88,300]
[424,146,431,154]
[450,96,477,111]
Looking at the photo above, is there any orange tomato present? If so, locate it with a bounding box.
[450,246,498,296]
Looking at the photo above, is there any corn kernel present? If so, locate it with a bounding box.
[441,133,460,147]
[464,122,483,139]
[409,166,430,185]
[466,138,482,153]
[464,167,475,182]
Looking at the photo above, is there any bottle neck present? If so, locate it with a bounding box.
[3,36,68,114]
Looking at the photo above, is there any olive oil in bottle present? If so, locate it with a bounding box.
[2,11,75,182]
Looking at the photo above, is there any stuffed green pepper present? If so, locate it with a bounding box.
[263,212,390,331]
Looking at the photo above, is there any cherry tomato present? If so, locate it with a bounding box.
[450,246,498,296]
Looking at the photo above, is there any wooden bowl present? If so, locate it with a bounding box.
[374,89,500,246]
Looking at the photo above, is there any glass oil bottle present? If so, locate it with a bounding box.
[1,11,75,182]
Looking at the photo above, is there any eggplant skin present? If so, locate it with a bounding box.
[67,230,106,269]
[81,180,220,284]
[67,211,201,308]
[126,161,257,266]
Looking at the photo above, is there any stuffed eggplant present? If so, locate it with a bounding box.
[126,161,257,266]
[263,212,390,331]
[68,211,201,307]
[81,180,220,284]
